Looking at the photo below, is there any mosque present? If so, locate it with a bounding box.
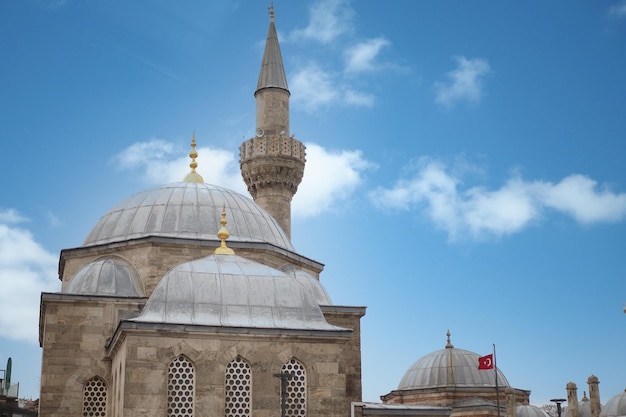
[37,8,626,417]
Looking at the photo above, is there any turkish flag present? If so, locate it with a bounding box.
[478,354,494,370]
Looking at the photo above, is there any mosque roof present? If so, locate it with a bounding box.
[600,390,626,417]
[82,182,295,251]
[66,256,144,297]
[398,332,510,390]
[130,253,341,331]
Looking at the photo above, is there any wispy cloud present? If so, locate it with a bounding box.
[370,159,626,241]
[435,57,491,108]
[0,208,29,224]
[289,0,355,44]
[344,37,390,73]
[113,140,375,218]
[609,0,626,17]
[285,0,392,111]
[0,210,58,343]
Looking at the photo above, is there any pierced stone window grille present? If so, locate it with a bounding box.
[167,355,195,417]
[225,357,252,417]
[281,359,306,417]
[83,376,108,417]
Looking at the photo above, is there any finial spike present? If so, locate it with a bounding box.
[445,329,454,348]
[183,131,205,183]
[268,2,275,22]
[215,205,235,255]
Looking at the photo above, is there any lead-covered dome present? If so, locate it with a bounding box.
[82,182,294,251]
[399,337,509,390]
[131,253,342,331]
[280,264,332,305]
[66,257,144,297]
[516,404,550,417]
[600,390,626,417]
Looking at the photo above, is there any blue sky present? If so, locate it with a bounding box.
[1,0,626,405]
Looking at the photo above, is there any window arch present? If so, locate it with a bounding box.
[167,355,195,417]
[225,356,252,417]
[82,376,108,417]
[281,358,306,417]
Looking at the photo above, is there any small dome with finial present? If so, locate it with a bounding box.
[183,132,204,183]
[398,330,510,390]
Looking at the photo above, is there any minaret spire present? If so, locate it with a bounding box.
[240,7,305,240]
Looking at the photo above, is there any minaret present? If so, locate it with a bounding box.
[587,375,601,417]
[239,6,306,240]
[567,382,580,417]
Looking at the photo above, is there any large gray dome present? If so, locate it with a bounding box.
[66,257,144,297]
[280,265,332,305]
[601,390,626,417]
[83,182,294,251]
[399,345,510,390]
[131,253,342,332]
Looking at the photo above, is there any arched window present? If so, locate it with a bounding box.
[167,355,195,417]
[225,356,252,417]
[281,358,306,417]
[82,376,108,417]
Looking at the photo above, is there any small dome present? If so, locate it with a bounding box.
[131,254,343,332]
[516,404,550,417]
[280,265,332,305]
[83,182,294,251]
[600,390,626,417]
[66,257,144,297]
[398,343,510,390]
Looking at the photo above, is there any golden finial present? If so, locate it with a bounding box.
[183,131,205,183]
[214,205,235,255]
[268,2,275,22]
[445,329,454,348]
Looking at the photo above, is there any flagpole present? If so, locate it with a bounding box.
[494,343,500,417]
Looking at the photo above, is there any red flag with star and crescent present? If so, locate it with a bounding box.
[478,354,494,370]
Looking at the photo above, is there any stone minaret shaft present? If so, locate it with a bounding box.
[587,375,601,417]
[240,8,305,240]
[567,382,579,417]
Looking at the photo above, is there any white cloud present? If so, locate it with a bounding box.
[112,139,247,193]
[609,1,626,17]
[290,65,374,111]
[435,57,491,107]
[344,37,390,73]
[539,175,626,223]
[289,0,355,44]
[370,159,626,241]
[290,66,340,111]
[0,210,58,343]
[293,143,376,217]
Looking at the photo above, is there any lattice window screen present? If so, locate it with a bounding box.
[167,355,195,417]
[83,376,108,417]
[225,356,252,417]
[281,358,306,417]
